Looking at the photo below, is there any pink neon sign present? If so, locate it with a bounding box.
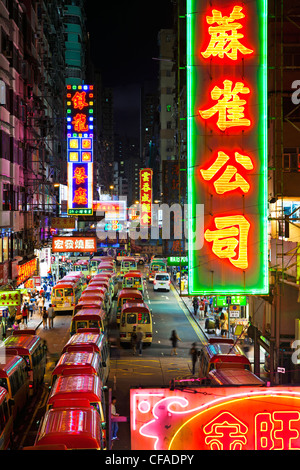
[130,387,300,450]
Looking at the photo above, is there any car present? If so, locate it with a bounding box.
[132,253,146,265]
[153,272,171,291]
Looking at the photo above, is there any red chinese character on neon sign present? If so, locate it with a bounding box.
[73,166,88,185]
[201,6,253,61]
[200,151,254,194]
[72,113,89,132]
[73,187,88,205]
[199,79,251,131]
[72,91,89,110]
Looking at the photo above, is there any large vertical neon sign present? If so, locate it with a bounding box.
[187,1,268,295]
[66,85,94,215]
[140,168,153,226]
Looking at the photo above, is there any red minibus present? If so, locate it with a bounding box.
[198,338,253,378]
[34,402,105,449]
[70,308,106,336]
[4,331,47,394]
[116,288,143,324]
[50,351,104,386]
[0,386,13,449]
[46,374,106,420]
[0,355,29,419]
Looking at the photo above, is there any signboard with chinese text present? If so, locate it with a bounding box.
[51,217,76,229]
[93,200,127,221]
[140,169,153,226]
[0,290,21,307]
[17,259,37,286]
[187,1,268,295]
[131,387,300,450]
[66,84,94,215]
[52,237,96,253]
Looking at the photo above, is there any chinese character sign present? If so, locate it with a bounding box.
[187,0,268,295]
[52,237,97,253]
[140,169,153,226]
[66,84,94,215]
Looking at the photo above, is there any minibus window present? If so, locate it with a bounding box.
[126,313,136,324]
[76,321,88,329]
[138,313,150,324]
[0,379,8,391]
[55,289,63,298]
[89,320,100,328]
[64,288,74,297]
[91,402,100,413]
[23,355,30,368]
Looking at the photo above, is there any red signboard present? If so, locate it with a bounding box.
[17,259,37,285]
[52,237,96,253]
[131,387,300,450]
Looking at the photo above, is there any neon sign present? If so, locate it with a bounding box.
[140,168,153,226]
[187,1,268,295]
[131,387,300,450]
[52,237,96,253]
[66,85,94,215]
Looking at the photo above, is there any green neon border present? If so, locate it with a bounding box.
[187,0,269,295]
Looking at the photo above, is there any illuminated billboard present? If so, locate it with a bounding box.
[187,1,268,295]
[140,168,153,226]
[52,237,96,252]
[66,85,94,215]
[131,387,300,450]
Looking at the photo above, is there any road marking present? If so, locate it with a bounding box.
[170,284,207,343]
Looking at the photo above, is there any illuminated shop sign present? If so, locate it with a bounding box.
[0,290,21,306]
[131,387,300,450]
[17,259,37,285]
[52,237,97,253]
[187,1,268,294]
[66,85,94,215]
[93,200,127,221]
[140,169,153,226]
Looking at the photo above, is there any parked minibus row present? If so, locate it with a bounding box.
[27,327,111,450]
[0,329,47,449]
[114,269,153,347]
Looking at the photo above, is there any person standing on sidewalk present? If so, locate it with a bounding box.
[192,296,199,316]
[37,296,45,316]
[111,396,119,441]
[47,304,54,329]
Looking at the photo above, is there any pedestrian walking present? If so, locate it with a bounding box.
[220,312,228,337]
[22,304,28,326]
[111,396,119,441]
[28,299,34,318]
[47,304,54,329]
[13,320,19,331]
[170,330,181,355]
[192,296,199,316]
[42,307,48,329]
[46,283,51,301]
[131,326,137,355]
[199,300,205,319]
[189,342,199,375]
[37,296,45,316]
[136,327,144,356]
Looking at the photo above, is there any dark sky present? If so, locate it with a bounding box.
[85,0,173,137]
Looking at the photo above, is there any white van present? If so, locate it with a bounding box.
[153,272,171,291]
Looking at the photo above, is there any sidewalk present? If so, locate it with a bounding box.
[5,299,51,336]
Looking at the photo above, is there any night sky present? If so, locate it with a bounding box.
[86,0,173,138]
